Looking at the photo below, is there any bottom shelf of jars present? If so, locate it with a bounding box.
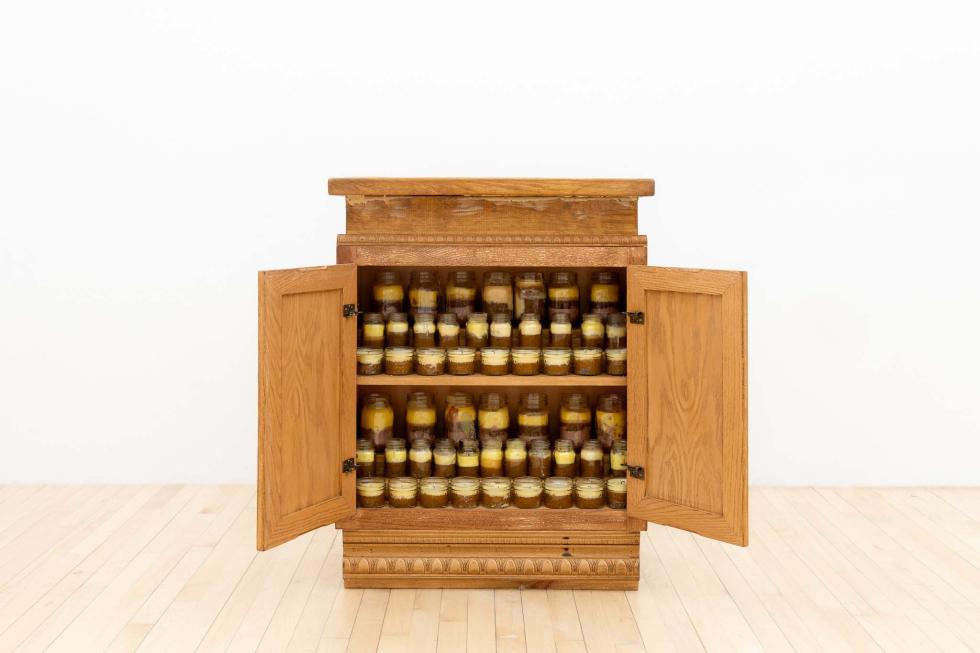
[336,505,629,531]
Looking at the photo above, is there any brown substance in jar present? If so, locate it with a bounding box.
[450,478,480,508]
[419,492,447,508]
[579,457,603,478]
[572,348,603,376]
[415,348,445,376]
[409,458,432,479]
[481,478,511,508]
[512,477,542,509]
[542,348,571,375]
[575,479,605,509]
[606,478,627,509]
[543,478,573,509]
[446,348,476,375]
[511,348,540,376]
[356,479,386,508]
[528,448,552,478]
[479,348,509,375]
[419,478,449,508]
[384,347,414,375]
[356,348,384,376]
[605,349,627,376]
[387,478,417,508]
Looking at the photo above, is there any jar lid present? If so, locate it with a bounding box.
[375,271,401,283]
[446,347,476,361]
[420,477,450,490]
[386,438,406,449]
[605,348,627,361]
[415,347,446,361]
[468,312,488,322]
[505,438,526,450]
[437,313,459,324]
[362,312,385,323]
[606,477,627,491]
[529,438,551,451]
[572,347,602,359]
[511,347,541,361]
[388,312,408,322]
[575,477,605,489]
[581,313,602,322]
[513,476,543,489]
[450,477,480,491]
[479,347,510,363]
[357,478,386,494]
[481,477,512,493]
[544,477,573,490]
[387,477,418,490]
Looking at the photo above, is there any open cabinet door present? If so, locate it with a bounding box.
[258,264,357,550]
[625,266,748,545]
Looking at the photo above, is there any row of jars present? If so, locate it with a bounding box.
[373,269,621,325]
[357,475,627,510]
[360,311,627,351]
[357,346,626,377]
[360,391,626,451]
[357,436,628,480]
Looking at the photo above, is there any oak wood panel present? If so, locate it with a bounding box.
[329,178,654,197]
[336,507,629,531]
[338,244,642,268]
[626,266,747,546]
[345,196,638,235]
[258,265,358,550]
[356,374,626,387]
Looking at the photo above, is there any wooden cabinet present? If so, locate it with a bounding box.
[257,178,747,589]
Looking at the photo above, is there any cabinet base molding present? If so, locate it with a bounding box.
[342,530,640,590]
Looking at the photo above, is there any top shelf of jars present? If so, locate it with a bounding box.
[328,178,655,198]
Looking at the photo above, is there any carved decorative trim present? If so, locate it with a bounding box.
[337,234,647,246]
[343,531,639,546]
[343,556,639,577]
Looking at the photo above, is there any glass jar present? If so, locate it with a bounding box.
[356,347,383,376]
[409,271,441,320]
[444,392,476,446]
[605,313,627,349]
[605,348,627,376]
[361,313,386,349]
[478,393,509,443]
[419,477,449,508]
[559,393,591,449]
[386,312,410,347]
[433,442,457,478]
[579,440,604,478]
[479,348,510,376]
[549,313,572,348]
[450,477,480,508]
[596,394,626,450]
[481,477,511,508]
[409,439,432,478]
[580,313,605,349]
[610,439,627,478]
[512,477,543,509]
[553,439,576,478]
[372,271,404,321]
[548,271,580,324]
[384,346,414,375]
[528,439,552,478]
[542,347,571,375]
[575,477,605,509]
[480,437,504,477]
[482,271,513,319]
[446,347,477,375]
[606,477,627,509]
[518,314,542,348]
[517,393,549,442]
[543,477,573,509]
[456,440,480,477]
[511,347,540,376]
[405,391,436,447]
[387,477,418,508]
[589,271,620,320]
[414,347,445,376]
[446,271,477,325]
[412,313,437,348]
[356,478,386,508]
[385,438,407,478]
[356,439,376,478]
[360,394,393,454]
[504,438,528,478]
[437,313,461,348]
[465,312,489,349]
[489,313,512,348]
[572,347,603,376]
[514,272,546,322]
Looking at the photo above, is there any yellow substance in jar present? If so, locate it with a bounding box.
[420,481,448,495]
[610,451,626,471]
[406,406,437,426]
[505,449,527,462]
[388,484,416,500]
[545,482,572,497]
[576,483,603,499]
[438,324,460,338]
[580,321,604,337]
[447,286,477,300]
[357,350,383,365]
[479,408,509,430]
[513,483,541,498]
[605,349,626,361]
[482,481,510,497]
[356,449,375,464]
[361,409,393,430]
[385,449,407,463]
[457,452,479,468]
[373,286,404,301]
[363,323,385,338]
[414,321,436,335]
[482,286,512,304]
[590,284,619,303]
[543,350,570,364]
[385,349,414,363]
[548,287,579,300]
[410,288,440,307]
[553,450,576,465]
[580,447,604,462]
[447,405,476,424]
[466,322,488,337]
[596,410,625,438]
[357,482,385,497]
[480,349,509,364]
[489,322,512,337]
[559,408,591,424]
[409,448,432,463]
[434,451,456,465]
[451,481,479,496]
[481,448,504,464]
[606,325,627,338]
[549,321,572,335]
[387,321,409,334]
[518,413,548,427]
[447,349,475,363]
[519,322,542,336]
[511,350,539,364]
[416,350,445,365]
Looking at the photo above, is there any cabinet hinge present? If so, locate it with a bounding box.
[342,457,356,473]
[343,304,360,318]
[627,465,645,480]
[626,311,645,324]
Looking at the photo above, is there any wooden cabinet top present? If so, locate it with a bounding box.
[328,178,654,198]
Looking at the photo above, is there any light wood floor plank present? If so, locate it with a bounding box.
[495,589,526,653]
[435,589,467,653]
[344,588,389,653]
[466,589,495,653]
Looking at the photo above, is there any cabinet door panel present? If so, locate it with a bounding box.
[258,264,357,550]
[625,266,747,545]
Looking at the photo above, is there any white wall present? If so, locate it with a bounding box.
[1,1,978,484]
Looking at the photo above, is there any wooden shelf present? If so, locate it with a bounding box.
[356,374,627,387]
[328,177,655,197]
[337,506,629,531]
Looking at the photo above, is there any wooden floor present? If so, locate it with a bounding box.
[0,487,978,652]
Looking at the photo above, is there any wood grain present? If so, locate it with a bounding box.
[346,196,638,235]
[337,244,643,268]
[328,178,654,197]
[258,265,358,550]
[626,266,748,546]
[356,374,626,387]
[336,507,629,532]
